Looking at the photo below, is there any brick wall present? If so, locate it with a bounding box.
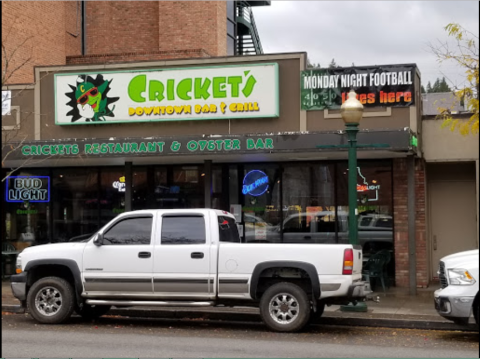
[3,1,227,85]
[85,1,227,57]
[64,1,82,57]
[85,1,160,56]
[393,158,428,288]
[67,49,212,65]
[2,1,68,84]
[157,1,227,57]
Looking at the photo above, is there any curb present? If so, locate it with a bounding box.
[2,304,25,314]
[3,304,477,332]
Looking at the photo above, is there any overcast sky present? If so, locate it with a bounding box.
[252,1,479,89]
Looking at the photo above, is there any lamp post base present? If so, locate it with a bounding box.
[340,301,368,312]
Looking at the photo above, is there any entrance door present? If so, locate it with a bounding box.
[430,181,477,277]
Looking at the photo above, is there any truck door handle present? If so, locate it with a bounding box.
[138,252,151,258]
[433,235,437,250]
[304,236,312,240]
[191,252,204,259]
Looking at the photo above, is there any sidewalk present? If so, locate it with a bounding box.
[2,280,477,332]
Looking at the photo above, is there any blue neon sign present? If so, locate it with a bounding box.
[6,176,50,203]
[242,170,269,196]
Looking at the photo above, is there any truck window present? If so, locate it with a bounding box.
[161,216,206,245]
[218,216,240,243]
[103,217,152,245]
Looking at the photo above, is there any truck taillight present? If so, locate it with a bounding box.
[343,248,354,275]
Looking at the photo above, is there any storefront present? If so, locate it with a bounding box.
[2,53,425,287]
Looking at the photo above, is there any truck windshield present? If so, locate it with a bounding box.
[218,216,241,243]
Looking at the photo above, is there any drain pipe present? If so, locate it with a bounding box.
[407,155,417,295]
[81,0,86,55]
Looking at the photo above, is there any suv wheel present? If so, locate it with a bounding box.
[27,277,75,324]
[259,282,310,332]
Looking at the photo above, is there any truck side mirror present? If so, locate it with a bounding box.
[93,233,104,246]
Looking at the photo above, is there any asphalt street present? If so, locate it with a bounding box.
[2,313,479,358]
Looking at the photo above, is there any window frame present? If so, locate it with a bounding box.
[100,214,154,246]
[160,214,207,245]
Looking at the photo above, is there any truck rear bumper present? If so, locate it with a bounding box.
[347,281,368,300]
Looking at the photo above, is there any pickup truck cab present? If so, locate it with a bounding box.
[11,209,367,332]
[434,249,479,327]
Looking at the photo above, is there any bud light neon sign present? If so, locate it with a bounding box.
[242,170,269,196]
[6,176,50,203]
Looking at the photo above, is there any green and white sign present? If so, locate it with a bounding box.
[55,63,279,125]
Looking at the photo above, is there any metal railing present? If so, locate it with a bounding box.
[236,1,264,55]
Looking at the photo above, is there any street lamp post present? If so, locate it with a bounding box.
[340,90,367,312]
[316,89,389,311]
[341,90,364,247]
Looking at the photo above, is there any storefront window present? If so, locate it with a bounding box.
[173,165,204,209]
[153,167,169,208]
[242,165,281,243]
[132,167,148,211]
[282,163,336,244]
[3,169,50,250]
[336,160,394,272]
[153,166,204,209]
[52,168,99,243]
[100,168,125,225]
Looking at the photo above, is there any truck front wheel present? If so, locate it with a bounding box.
[259,282,310,332]
[27,277,75,324]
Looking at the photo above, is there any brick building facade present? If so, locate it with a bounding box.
[3,1,459,293]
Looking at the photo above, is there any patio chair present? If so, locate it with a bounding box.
[362,250,389,293]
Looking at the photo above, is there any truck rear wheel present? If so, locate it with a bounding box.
[259,282,310,332]
[27,276,75,324]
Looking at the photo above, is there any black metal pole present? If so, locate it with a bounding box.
[125,162,132,212]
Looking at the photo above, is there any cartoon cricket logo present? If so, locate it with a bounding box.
[65,74,119,122]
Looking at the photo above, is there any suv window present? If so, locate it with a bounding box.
[161,216,206,245]
[218,216,240,243]
[360,217,373,227]
[375,217,392,229]
[103,217,152,245]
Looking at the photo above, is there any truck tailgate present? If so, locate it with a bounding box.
[352,246,363,275]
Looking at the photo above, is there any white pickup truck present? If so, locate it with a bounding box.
[11,209,367,332]
[434,249,479,328]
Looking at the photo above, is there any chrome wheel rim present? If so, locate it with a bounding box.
[35,286,62,316]
[268,292,300,325]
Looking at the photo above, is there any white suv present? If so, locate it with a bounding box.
[434,249,479,327]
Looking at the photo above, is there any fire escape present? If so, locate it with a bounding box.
[236,1,270,55]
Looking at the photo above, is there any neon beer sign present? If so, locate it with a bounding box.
[242,170,269,196]
[7,176,50,202]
